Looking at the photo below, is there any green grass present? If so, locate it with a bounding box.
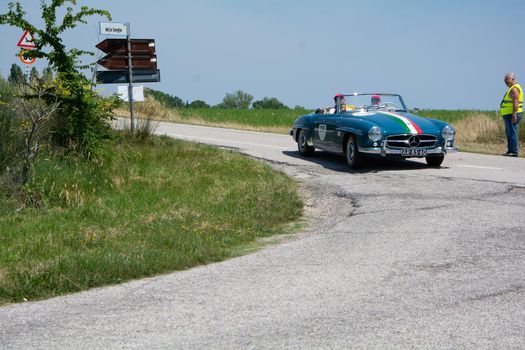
[414,109,499,123]
[123,100,311,134]
[0,135,303,304]
[176,108,308,128]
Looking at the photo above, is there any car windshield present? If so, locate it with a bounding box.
[343,93,407,112]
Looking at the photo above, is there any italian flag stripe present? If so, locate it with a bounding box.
[380,112,423,134]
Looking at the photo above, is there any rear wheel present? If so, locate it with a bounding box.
[297,129,315,156]
[426,154,444,167]
[345,134,364,169]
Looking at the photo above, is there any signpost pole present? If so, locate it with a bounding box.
[126,23,135,134]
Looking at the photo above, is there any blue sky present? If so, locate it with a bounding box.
[1,0,524,109]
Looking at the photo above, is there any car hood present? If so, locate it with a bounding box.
[352,111,441,135]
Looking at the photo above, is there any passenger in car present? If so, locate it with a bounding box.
[334,93,346,113]
[371,95,381,107]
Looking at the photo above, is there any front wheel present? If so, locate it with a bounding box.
[345,134,364,169]
[426,154,444,167]
[297,129,315,156]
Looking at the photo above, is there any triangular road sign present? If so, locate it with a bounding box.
[17,30,36,48]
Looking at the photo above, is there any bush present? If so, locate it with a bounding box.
[51,78,122,159]
[0,77,23,174]
[0,105,23,173]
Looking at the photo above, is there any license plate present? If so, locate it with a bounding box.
[401,149,427,156]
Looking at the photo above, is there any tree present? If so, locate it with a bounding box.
[252,97,288,109]
[187,100,210,108]
[1,1,115,157]
[15,78,60,183]
[42,66,54,81]
[0,1,110,77]
[0,75,24,173]
[29,66,39,83]
[7,63,25,85]
[221,90,253,109]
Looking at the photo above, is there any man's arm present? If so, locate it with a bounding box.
[511,87,519,122]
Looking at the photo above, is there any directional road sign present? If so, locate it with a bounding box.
[96,38,157,71]
[96,69,160,84]
[98,54,157,70]
[96,39,155,55]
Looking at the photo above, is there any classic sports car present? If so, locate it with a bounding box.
[290,93,457,168]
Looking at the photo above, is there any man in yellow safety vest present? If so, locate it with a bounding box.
[500,73,523,157]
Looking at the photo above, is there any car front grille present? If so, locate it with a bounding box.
[386,134,437,149]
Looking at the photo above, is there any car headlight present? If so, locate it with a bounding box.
[368,126,382,142]
[441,126,455,141]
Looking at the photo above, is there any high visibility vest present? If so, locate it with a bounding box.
[500,83,523,115]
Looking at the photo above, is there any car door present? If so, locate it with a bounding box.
[324,114,344,153]
[313,115,329,150]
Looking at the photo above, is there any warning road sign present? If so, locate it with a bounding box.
[17,30,36,49]
[18,49,36,65]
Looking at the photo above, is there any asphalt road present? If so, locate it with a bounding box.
[1,122,524,349]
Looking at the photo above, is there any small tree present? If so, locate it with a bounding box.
[0,1,114,158]
[252,97,288,109]
[42,66,54,81]
[29,66,39,84]
[0,75,24,173]
[15,78,60,183]
[221,90,253,109]
[7,63,25,85]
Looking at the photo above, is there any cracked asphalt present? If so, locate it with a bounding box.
[1,122,524,349]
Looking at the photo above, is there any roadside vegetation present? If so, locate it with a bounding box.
[0,136,302,304]
[0,1,303,305]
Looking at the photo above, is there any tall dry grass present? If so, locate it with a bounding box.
[115,96,181,121]
[450,111,524,155]
[452,112,504,144]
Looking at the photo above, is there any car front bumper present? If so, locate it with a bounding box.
[359,145,458,157]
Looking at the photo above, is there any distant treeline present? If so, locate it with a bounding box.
[144,88,304,110]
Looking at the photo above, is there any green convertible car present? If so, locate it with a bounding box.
[290,93,457,169]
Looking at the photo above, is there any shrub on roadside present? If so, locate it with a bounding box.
[0,77,23,173]
[50,78,122,159]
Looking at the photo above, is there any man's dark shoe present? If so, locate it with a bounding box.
[503,152,518,157]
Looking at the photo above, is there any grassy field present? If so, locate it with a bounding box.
[120,99,524,156]
[0,135,303,305]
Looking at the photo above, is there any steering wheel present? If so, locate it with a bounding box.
[380,102,399,110]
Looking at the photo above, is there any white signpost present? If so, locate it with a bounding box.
[99,22,128,36]
[118,85,144,102]
[99,21,136,133]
